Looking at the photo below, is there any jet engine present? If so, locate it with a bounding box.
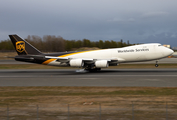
[69,59,84,67]
[95,60,109,68]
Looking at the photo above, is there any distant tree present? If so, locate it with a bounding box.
[75,40,82,48]
[117,42,122,48]
[43,35,65,52]
[91,41,96,47]
[26,35,43,51]
[104,40,111,48]
[127,40,130,45]
[98,40,104,48]
[110,40,117,48]
[65,40,72,51]
[83,39,91,47]
[0,40,14,51]
[0,35,132,51]
[120,39,123,47]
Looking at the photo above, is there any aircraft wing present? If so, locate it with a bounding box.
[45,56,119,64]
[45,56,94,63]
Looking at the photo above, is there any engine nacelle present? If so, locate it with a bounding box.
[70,59,84,67]
[95,60,109,68]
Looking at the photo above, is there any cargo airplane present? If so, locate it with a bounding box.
[9,35,174,72]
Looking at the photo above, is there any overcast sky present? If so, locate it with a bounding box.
[1,0,177,47]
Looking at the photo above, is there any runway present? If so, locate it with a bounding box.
[0,69,177,87]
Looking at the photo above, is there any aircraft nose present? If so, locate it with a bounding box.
[170,49,174,54]
[164,48,174,56]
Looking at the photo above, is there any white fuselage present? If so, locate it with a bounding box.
[48,43,174,66]
[63,44,173,62]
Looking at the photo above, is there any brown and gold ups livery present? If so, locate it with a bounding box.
[9,35,174,72]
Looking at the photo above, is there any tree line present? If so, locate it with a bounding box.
[0,35,131,52]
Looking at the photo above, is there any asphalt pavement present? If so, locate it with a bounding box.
[0,69,177,87]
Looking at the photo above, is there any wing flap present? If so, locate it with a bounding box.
[45,56,124,65]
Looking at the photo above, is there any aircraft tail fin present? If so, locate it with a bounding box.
[9,34,42,55]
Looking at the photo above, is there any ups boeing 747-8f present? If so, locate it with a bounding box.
[9,35,174,72]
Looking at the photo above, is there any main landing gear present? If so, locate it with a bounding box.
[155,60,159,67]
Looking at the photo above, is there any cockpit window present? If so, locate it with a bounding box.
[158,45,162,46]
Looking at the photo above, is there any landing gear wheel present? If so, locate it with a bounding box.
[155,60,159,67]
[155,64,159,67]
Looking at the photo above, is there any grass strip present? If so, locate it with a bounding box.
[0,87,177,106]
[0,87,177,97]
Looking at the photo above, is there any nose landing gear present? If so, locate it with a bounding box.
[155,64,159,67]
[155,60,159,67]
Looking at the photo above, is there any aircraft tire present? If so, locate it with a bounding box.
[155,64,159,67]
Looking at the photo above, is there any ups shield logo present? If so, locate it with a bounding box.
[16,41,25,53]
